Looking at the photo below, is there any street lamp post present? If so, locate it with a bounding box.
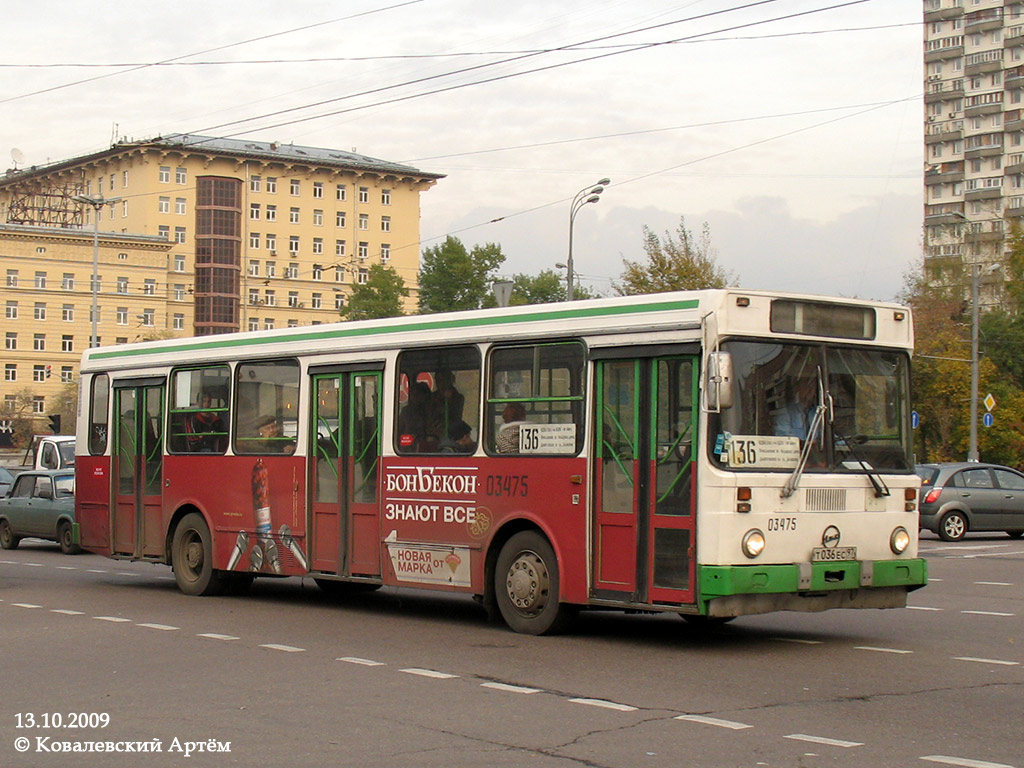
[567,178,609,301]
[72,194,121,349]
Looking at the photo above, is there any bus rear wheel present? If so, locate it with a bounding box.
[495,531,573,635]
[172,513,226,596]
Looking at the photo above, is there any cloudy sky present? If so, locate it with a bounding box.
[2,0,921,301]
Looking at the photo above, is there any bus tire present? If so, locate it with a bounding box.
[171,513,226,596]
[495,531,573,635]
[0,519,20,550]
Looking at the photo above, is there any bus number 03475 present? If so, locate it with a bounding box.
[485,475,529,497]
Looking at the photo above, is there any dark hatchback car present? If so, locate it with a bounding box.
[916,462,1024,541]
[0,470,79,554]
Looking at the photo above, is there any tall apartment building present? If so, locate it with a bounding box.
[924,0,1024,305]
[0,134,443,336]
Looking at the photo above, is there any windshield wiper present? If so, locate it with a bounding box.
[833,429,890,498]
[781,402,826,499]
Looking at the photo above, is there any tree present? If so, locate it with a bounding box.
[0,387,41,449]
[341,264,408,321]
[616,217,735,295]
[419,236,506,313]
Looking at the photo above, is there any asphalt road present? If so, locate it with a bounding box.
[1,532,1021,768]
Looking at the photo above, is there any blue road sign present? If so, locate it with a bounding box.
[983,412,994,428]
[911,410,920,429]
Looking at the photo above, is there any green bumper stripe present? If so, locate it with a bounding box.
[699,558,928,599]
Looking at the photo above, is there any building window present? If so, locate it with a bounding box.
[250,203,261,220]
[335,265,345,282]
[173,313,185,331]
[359,186,369,203]
[311,292,322,309]
[290,207,300,224]
[266,262,277,278]
[122,199,129,217]
[287,319,298,328]
[5,301,16,319]
[266,234,277,252]
[4,333,16,350]
[175,227,186,244]
[313,209,323,226]
[265,290,276,306]
[266,177,277,193]
[117,277,129,294]
[62,304,73,322]
[32,397,44,415]
[358,267,368,285]
[6,269,17,287]
[289,236,300,254]
[381,216,391,232]
[33,365,47,382]
[381,244,391,263]
[117,307,128,325]
[62,273,75,290]
[90,274,101,292]
[335,293,346,310]
[313,238,323,255]
[159,166,171,183]
[144,279,156,296]
[173,284,185,301]
[159,196,170,214]
[285,264,298,279]
[249,288,259,305]
[176,167,187,184]
[123,170,129,187]
[335,240,346,257]
[381,189,391,205]
[34,303,46,321]
[358,242,369,260]
[312,264,323,281]
[250,175,261,192]
[35,271,46,289]
[174,254,186,272]
[159,225,170,240]
[290,179,300,196]
[250,232,260,249]
[61,335,73,353]
[33,334,45,352]
[336,184,347,201]
[4,364,15,382]
[248,318,259,331]
[264,319,275,330]
[336,211,346,227]
[141,309,155,327]
[359,214,369,230]
[313,182,324,198]
[266,205,277,222]
[288,291,299,307]
[60,366,73,383]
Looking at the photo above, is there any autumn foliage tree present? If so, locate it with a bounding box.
[616,217,735,295]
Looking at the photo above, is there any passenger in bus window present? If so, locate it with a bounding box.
[440,420,475,453]
[774,376,817,440]
[429,369,465,440]
[398,381,432,451]
[253,414,295,454]
[186,393,225,452]
[496,402,528,453]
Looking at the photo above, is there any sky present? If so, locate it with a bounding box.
[1,0,922,301]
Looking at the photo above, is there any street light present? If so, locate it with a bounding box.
[72,194,121,349]
[566,178,609,301]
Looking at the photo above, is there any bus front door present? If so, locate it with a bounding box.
[309,370,382,577]
[112,382,165,559]
[593,357,696,605]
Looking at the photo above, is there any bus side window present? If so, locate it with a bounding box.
[486,342,585,456]
[88,374,110,455]
[233,359,300,455]
[394,346,481,455]
[168,366,230,454]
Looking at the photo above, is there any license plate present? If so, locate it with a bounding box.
[811,546,857,562]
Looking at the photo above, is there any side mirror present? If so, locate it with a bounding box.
[706,352,734,411]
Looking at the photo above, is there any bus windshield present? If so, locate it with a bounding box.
[709,340,912,473]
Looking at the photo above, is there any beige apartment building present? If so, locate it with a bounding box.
[0,223,171,424]
[0,134,443,335]
[924,0,1024,305]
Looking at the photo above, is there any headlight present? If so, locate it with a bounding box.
[742,529,766,559]
[890,526,910,554]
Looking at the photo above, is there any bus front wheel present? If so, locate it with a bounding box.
[495,531,573,635]
[172,513,226,596]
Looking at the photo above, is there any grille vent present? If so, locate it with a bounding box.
[805,488,846,511]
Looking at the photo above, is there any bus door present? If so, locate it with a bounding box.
[112,379,165,558]
[309,368,382,577]
[593,355,697,604]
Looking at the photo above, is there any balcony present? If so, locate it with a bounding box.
[1006,25,1024,46]
[924,2,964,23]
[965,187,1003,201]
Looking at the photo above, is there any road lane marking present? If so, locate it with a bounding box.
[955,657,1019,666]
[974,581,1013,586]
[50,609,84,615]
[137,623,178,631]
[400,668,458,679]
[784,734,862,748]
[260,644,305,653]
[197,633,239,641]
[921,756,1017,768]
[337,657,385,666]
[55,566,77,570]
[774,638,823,644]
[568,698,637,712]
[116,572,141,577]
[481,682,540,694]
[908,606,943,611]
[93,616,131,622]
[86,569,109,573]
[961,610,1015,617]
[13,603,42,608]
[854,646,914,654]
[23,563,43,567]
[675,715,752,730]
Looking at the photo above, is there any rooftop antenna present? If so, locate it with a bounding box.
[10,148,25,169]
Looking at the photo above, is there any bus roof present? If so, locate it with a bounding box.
[79,289,912,373]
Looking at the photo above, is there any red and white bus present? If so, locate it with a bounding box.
[74,290,927,634]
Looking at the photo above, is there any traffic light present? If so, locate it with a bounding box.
[45,364,52,379]
[47,414,61,434]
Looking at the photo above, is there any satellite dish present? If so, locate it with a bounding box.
[10,148,26,167]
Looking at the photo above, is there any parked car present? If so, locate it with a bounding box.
[0,466,13,497]
[916,462,1024,541]
[0,470,79,554]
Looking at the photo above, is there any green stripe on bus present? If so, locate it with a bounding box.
[89,298,701,361]
[697,558,928,598]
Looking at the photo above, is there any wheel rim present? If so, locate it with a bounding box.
[944,515,965,539]
[181,529,204,580]
[505,549,550,617]
[0,522,10,547]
